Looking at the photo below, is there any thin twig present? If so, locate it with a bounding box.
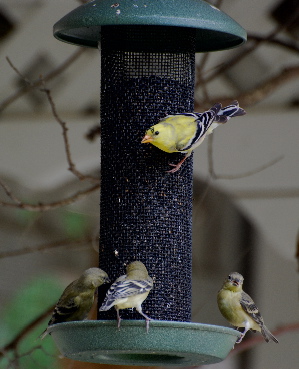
[214,0,224,8]
[230,321,299,356]
[0,49,85,114]
[14,346,43,366]
[39,79,99,183]
[247,33,299,55]
[0,237,94,259]
[6,57,33,86]
[233,187,299,199]
[207,134,284,180]
[0,305,55,358]
[202,64,299,108]
[0,178,23,205]
[203,7,299,85]
[191,321,299,369]
[196,61,211,103]
[0,180,100,211]
[85,123,101,142]
[4,58,99,183]
[236,64,299,107]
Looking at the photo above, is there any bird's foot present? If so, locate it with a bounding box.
[117,314,122,331]
[138,310,152,333]
[145,317,153,333]
[166,155,189,173]
[236,334,244,344]
[167,163,182,173]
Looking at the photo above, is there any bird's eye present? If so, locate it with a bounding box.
[154,131,159,135]
[228,275,232,280]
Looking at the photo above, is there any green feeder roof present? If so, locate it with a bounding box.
[53,0,246,52]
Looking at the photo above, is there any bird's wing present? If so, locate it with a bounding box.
[240,291,264,326]
[48,298,79,325]
[100,278,152,310]
[179,103,222,151]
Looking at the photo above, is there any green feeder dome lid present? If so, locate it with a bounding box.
[53,0,246,52]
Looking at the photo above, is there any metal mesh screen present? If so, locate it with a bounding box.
[98,26,195,322]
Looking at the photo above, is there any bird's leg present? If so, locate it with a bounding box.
[145,318,151,333]
[117,309,122,330]
[236,334,244,344]
[236,326,249,344]
[167,153,189,173]
[137,309,152,333]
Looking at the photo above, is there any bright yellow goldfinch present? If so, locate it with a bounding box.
[40,268,110,339]
[99,261,153,332]
[217,272,278,343]
[141,101,245,172]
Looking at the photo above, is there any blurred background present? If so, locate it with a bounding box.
[0,0,298,369]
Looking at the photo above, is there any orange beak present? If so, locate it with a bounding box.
[141,134,153,144]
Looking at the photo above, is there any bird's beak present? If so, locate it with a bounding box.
[141,134,153,143]
[232,280,239,286]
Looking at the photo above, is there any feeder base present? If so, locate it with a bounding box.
[48,320,241,366]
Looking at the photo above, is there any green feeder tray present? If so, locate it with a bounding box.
[53,0,246,52]
[48,320,241,366]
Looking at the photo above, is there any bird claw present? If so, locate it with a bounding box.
[166,163,182,173]
[236,334,244,344]
[166,154,189,173]
[117,313,122,330]
[145,317,153,333]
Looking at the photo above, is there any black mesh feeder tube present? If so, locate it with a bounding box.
[50,0,246,366]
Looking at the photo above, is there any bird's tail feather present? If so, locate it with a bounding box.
[39,329,48,340]
[261,325,279,343]
[216,100,246,121]
[208,103,227,124]
[209,102,222,116]
[99,298,115,311]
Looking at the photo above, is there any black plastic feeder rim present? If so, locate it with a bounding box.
[51,0,245,365]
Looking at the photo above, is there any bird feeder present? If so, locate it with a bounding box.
[50,0,246,366]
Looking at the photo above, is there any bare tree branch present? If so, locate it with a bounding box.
[217,64,299,108]
[201,6,299,86]
[85,123,101,142]
[191,321,299,369]
[0,178,23,206]
[230,321,299,357]
[195,0,224,103]
[207,134,284,179]
[39,79,100,184]
[247,33,299,55]
[6,57,33,85]
[0,237,94,259]
[0,305,55,358]
[233,187,299,199]
[0,179,100,211]
[0,49,85,114]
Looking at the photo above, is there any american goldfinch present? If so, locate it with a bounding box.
[141,101,245,173]
[40,267,110,339]
[217,272,278,344]
[99,261,153,332]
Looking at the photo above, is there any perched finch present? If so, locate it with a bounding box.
[99,261,153,332]
[40,267,110,338]
[141,101,245,172]
[217,272,278,343]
